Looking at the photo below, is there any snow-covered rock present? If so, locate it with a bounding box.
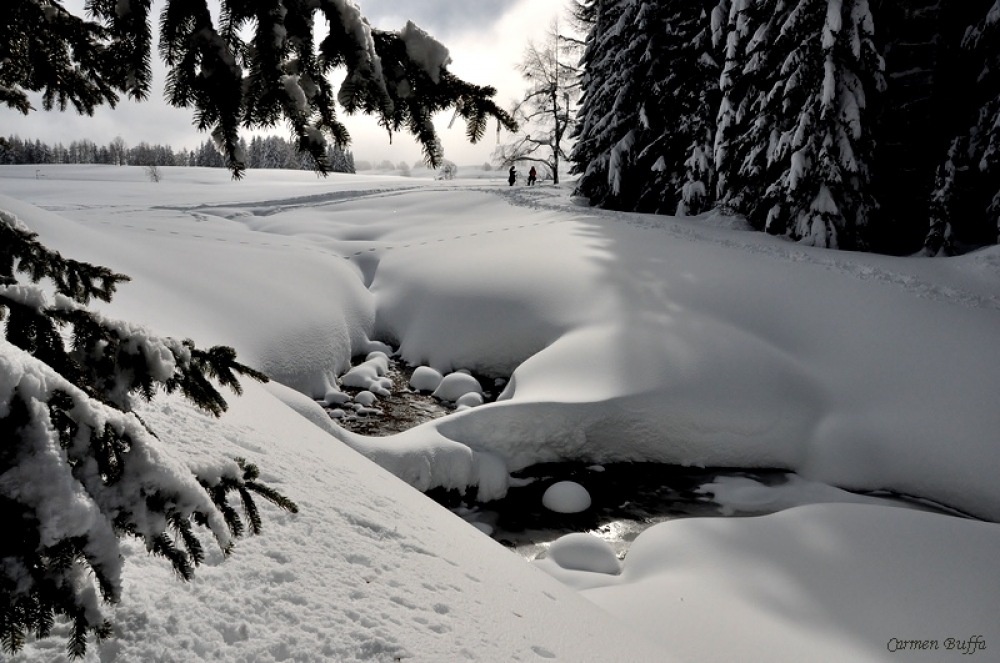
[409,365,444,392]
[455,391,484,408]
[341,352,392,396]
[431,371,482,402]
[542,481,592,513]
[353,390,378,407]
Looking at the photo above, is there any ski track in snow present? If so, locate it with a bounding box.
[36,181,1000,320]
[47,186,583,269]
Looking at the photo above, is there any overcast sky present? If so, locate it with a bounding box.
[5,0,571,168]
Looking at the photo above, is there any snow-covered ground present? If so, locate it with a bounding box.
[2,164,998,662]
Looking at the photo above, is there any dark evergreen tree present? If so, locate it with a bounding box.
[570,0,629,203]
[569,0,999,253]
[572,0,723,213]
[600,0,723,214]
[924,1,1000,254]
[0,211,297,658]
[715,0,885,248]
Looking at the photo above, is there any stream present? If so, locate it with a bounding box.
[429,463,793,560]
[327,352,947,562]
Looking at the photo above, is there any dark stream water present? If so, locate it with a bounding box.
[428,463,793,560]
[330,353,944,561]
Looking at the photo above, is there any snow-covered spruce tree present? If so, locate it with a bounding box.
[923,1,1000,255]
[4,0,514,178]
[716,0,885,249]
[0,211,298,657]
[570,0,630,205]
[589,0,724,215]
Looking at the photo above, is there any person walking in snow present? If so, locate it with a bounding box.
[528,166,537,186]
[508,165,516,186]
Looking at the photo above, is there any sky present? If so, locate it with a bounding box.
[4,0,571,167]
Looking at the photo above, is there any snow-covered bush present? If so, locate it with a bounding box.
[437,160,458,180]
[0,211,297,658]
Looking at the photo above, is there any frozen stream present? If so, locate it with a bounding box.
[327,353,949,561]
[437,463,782,560]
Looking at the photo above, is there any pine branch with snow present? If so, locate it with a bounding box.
[5,0,513,178]
[0,210,295,658]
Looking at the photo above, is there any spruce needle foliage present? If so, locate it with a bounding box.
[0,210,296,658]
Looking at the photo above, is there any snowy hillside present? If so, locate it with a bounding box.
[2,164,998,662]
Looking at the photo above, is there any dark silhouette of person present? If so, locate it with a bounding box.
[508,165,516,186]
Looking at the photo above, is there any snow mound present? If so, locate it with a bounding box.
[574,504,1000,663]
[701,474,912,515]
[341,352,392,396]
[547,533,621,575]
[542,481,592,513]
[455,391,484,408]
[409,365,444,392]
[432,371,482,402]
[353,390,378,406]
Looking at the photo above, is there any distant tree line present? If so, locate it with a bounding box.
[0,135,355,173]
[570,0,1000,255]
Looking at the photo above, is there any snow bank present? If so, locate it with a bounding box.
[10,378,671,662]
[4,168,999,522]
[557,504,1000,663]
[4,165,1000,662]
[0,189,375,398]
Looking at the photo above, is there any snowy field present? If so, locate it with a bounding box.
[2,164,999,662]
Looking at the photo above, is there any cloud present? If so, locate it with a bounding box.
[360,0,516,40]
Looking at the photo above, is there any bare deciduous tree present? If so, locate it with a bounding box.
[109,135,128,166]
[494,21,582,184]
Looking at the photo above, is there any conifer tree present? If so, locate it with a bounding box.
[715,0,884,248]
[924,1,1000,254]
[0,211,297,657]
[570,0,629,204]
[617,0,723,214]
[3,0,515,177]
[572,0,722,214]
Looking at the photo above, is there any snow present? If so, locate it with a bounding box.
[455,391,484,408]
[550,504,1000,663]
[539,533,620,575]
[398,21,452,84]
[408,364,444,391]
[541,481,593,514]
[2,164,1000,661]
[699,473,922,516]
[431,371,482,402]
[341,351,392,395]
